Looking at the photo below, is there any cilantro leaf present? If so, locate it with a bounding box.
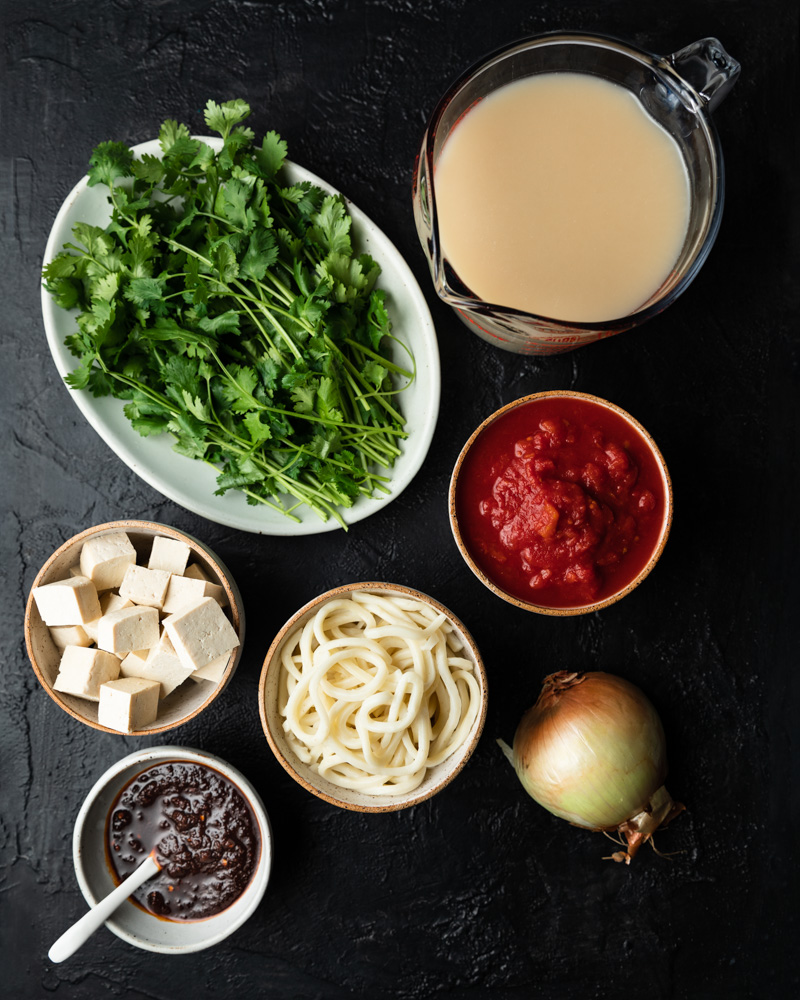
[70,222,115,259]
[243,409,273,445]
[198,310,241,335]
[310,196,352,255]
[87,141,133,187]
[46,277,82,310]
[204,99,251,139]
[131,154,166,185]
[220,177,255,230]
[162,354,202,397]
[124,276,166,308]
[212,242,238,285]
[239,228,278,281]
[253,131,287,179]
[361,360,388,390]
[159,119,191,155]
[220,364,259,412]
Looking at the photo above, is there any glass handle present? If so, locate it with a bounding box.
[667,38,740,112]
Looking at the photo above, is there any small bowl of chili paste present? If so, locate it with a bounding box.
[450,391,672,615]
[73,746,272,953]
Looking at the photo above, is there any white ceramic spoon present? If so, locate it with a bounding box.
[48,853,161,963]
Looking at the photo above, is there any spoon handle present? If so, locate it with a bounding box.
[48,854,160,963]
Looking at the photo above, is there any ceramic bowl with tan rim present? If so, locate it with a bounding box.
[259,582,488,812]
[449,391,673,616]
[24,520,244,734]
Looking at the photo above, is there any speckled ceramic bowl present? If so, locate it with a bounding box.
[72,746,271,954]
[449,391,673,615]
[259,581,488,812]
[24,520,245,734]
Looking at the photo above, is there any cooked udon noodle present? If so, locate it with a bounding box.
[278,591,481,795]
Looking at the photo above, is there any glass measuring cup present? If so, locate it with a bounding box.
[412,33,740,355]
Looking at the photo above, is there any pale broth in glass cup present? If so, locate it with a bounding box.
[413,33,740,354]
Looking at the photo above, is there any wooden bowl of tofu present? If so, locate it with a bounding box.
[24,521,245,735]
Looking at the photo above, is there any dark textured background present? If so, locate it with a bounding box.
[2,1,798,997]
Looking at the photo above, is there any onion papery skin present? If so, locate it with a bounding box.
[513,671,669,832]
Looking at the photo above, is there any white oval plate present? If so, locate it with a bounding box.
[41,138,440,535]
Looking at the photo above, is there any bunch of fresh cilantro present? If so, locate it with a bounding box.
[43,99,413,527]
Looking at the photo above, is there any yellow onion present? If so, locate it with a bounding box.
[500,671,684,863]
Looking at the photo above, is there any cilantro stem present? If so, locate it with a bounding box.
[250,268,296,309]
[95,359,180,415]
[235,285,313,336]
[204,347,406,437]
[344,337,413,379]
[273,441,392,484]
[243,490,301,519]
[206,433,348,527]
[162,237,213,267]
[201,459,301,522]
[327,337,405,425]
[195,210,245,230]
[229,280,303,359]
[231,296,286,364]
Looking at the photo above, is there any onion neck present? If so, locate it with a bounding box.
[536,670,585,709]
[609,785,685,864]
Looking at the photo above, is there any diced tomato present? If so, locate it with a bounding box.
[456,398,665,608]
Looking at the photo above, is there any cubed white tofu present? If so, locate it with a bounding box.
[98,677,160,732]
[101,591,134,615]
[119,564,171,609]
[53,646,121,701]
[119,648,149,673]
[145,632,196,698]
[97,605,160,655]
[84,591,134,643]
[161,575,227,614]
[32,576,101,627]
[49,624,91,649]
[147,535,191,576]
[120,632,194,698]
[69,565,84,578]
[190,652,230,684]
[79,531,137,591]
[183,562,210,582]
[82,618,100,644]
[163,597,239,672]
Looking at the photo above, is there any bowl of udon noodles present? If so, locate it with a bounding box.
[258,582,488,811]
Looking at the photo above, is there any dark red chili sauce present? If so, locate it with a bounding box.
[106,760,260,921]
[455,396,666,608]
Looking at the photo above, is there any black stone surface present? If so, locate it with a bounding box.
[2,1,797,997]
